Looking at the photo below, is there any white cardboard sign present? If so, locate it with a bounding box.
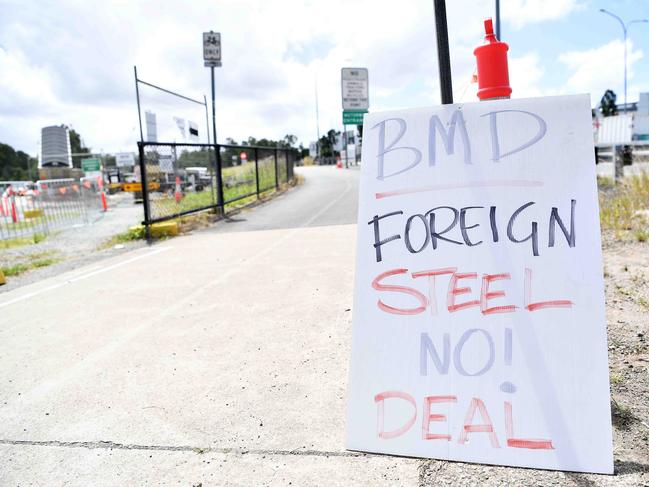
[346,95,613,474]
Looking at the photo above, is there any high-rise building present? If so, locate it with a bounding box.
[40,125,72,167]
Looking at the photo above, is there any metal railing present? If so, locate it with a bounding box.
[137,142,297,231]
[0,178,106,243]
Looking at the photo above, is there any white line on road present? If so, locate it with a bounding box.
[300,170,354,228]
[0,246,172,310]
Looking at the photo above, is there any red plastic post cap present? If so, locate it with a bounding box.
[474,18,512,100]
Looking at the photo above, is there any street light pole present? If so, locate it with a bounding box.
[315,77,321,159]
[599,9,648,114]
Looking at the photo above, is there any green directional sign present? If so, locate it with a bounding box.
[81,157,101,172]
[343,110,367,125]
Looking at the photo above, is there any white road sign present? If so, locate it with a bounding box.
[203,31,222,67]
[115,152,135,167]
[116,152,135,167]
[342,67,369,110]
[159,154,174,174]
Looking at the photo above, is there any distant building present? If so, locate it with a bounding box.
[309,141,317,158]
[40,125,72,167]
[145,111,158,142]
[635,93,649,141]
[593,92,649,145]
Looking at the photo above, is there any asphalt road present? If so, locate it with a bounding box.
[210,164,360,233]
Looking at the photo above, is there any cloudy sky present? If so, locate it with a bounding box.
[1,0,648,156]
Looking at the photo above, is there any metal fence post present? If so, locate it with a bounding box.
[138,142,151,240]
[285,149,290,183]
[254,148,260,199]
[216,145,224,212]
[209,144,217,208]
[274,149,279,190]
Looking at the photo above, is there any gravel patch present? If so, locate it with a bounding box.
[418,233,649,486]
[0,192,146,293]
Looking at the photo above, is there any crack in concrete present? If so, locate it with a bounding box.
[0,439,363,458]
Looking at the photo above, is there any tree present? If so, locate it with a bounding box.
[318,129,340,157]
[279,134,297,148]
[68,128,92,168]
[0,143,38,181]
[600,90,618,117]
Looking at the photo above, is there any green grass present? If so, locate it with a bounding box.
[149,159,283,220]
[610,373,624,386]
[98,226,146,250]
[1,251,62,277]
[1,232,47,249]
[597,175,615,189]
[0,217,46,232]
[611,398,637,430]
[599,172,649,239]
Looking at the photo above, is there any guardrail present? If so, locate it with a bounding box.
[0,178,106,243]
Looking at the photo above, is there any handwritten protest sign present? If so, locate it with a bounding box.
[346,95,613,474]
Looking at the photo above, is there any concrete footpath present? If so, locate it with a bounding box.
[2,167,637,486]
[0,166,421,486]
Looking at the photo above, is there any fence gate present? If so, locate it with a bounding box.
[137,142,297,233]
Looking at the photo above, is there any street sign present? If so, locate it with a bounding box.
[342,67,369,110]
[81,157,101,173]
[203,31,222,67]
[116,152,135,167]
[343,110,367,125]
[123,182,160,192]
[159,154,174,173]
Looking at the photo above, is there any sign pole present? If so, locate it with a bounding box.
[204,32,225,211]
[134,66,144,143]
[434,0,453,104]
[344,124,349,169]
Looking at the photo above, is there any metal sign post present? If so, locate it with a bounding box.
[344,124,349,169]
[341,67,369,168]
[203,31,224,210]
[433,0,453,104]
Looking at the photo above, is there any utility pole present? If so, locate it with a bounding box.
[599,9,648,114]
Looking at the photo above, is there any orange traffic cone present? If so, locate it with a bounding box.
[11,198,17,223]
[96,176,108,211]
[174,176,182,203]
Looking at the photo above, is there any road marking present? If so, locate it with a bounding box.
[0,246,171,310]
[300,170,353,227]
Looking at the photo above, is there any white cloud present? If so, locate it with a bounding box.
[559,39,643,104]
[0,0,601,156]
[509,52,545,98]
[503,0,584,29]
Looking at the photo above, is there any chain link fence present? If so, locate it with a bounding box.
[0,178,106,243]
[138,142,298,228]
